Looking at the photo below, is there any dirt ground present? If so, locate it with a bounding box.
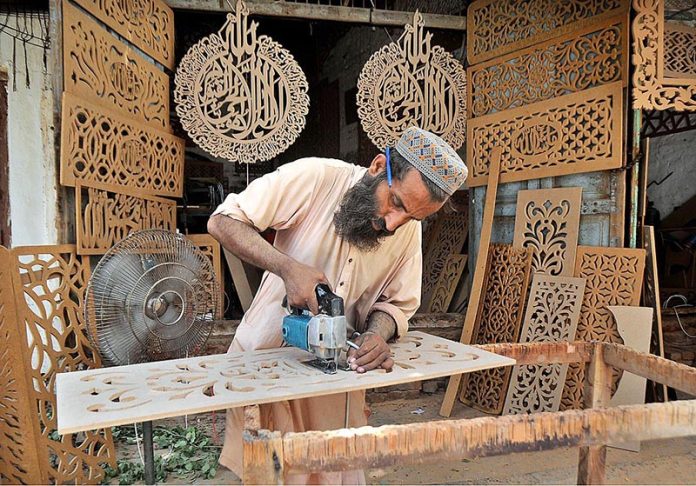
[120,391,696,485]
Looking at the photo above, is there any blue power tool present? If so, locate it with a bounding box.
[281,284,348,374]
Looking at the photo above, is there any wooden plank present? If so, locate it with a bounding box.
[0,73,9,246]
[224,248,257,312]
[62,0,170,131]
[243,429,284,485]
[440,147,501,417]
[425,254,467,313]
[56,332,515,434]
[467,82,624,187]
[477,342,593,366]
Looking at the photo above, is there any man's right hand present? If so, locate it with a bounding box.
[280,260,329,314]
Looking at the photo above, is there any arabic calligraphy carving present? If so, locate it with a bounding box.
[175,1,309,163]
[357,11,467,150]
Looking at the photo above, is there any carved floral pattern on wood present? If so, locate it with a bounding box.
[561,246,646,410]
[186,234,224,319]
[513,187,583,277]
[503,274,585,415]
[174,1,309,163]
[663,23,696,81]
[462,244,533,414]
[467,82,623,187]
[467,0,628,64]
[426,254,467,313]
[357,11,467,150]
[63,1,170,130]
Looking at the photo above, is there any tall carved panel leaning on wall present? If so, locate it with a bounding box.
[8,245,115,483]
[72,0,175,69]
[62,1,170,131]
[467,0,628,64]
[186,234,225,320]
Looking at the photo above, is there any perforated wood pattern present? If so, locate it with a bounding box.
[467,82,623,187]
[425,254,467,313]
[462,244,533,414]
[503,274,585,415]
[561,246,646,410]
[63,1,170,131]
[357,11,467,150]
[664,23,696,82]
[469,16,627,118]
[60,93,184,197]
[467,0,628,65]
[186,234,224,319]
[72,0,174,69]
[75,183,176,255]
[513,187,583,277]
[9,245,115,483]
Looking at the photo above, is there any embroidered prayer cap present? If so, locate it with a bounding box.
[395,127,467,196]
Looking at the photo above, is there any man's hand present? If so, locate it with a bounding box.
[280,260,329,314]
[348,332,393,373]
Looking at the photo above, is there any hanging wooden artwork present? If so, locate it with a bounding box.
[60,93,184,197]
[356,11,467,150]
[663,23,696,82]
[513,187,583,277]
[425,254,467,313]
[461,244,533,414]
[561,246,646,410]
[467,82,623,187]
[469,16,627,118]
[503,274,586,415]
[75,183,176,255]
[467,0,629,65]
[62,1,170,131]
[71,0,175,69]
[187,234,225,319]
[7,245,115,483]
[174,0,309,163]
[56,331,515,434]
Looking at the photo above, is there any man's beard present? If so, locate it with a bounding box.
[333,171,394,251]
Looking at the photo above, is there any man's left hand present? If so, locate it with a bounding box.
[347,332,393,373]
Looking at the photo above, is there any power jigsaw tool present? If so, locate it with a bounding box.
[281,284,349,374]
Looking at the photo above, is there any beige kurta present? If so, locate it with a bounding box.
[213,157,422,483]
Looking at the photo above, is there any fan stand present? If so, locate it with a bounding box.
[143,421,156,485]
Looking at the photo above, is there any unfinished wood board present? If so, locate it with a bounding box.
[174,1,309,163]
[0,246,42,485]
[187,234,225,319]
[469,15,627,118]
[9,245,115,483]
[426,254,467,313]
[56,331,515,434]
[467,0,629,65]
[606,306,653,452]
[561,246,646,410]
[62,1,170,131]
[643,225,668,400]
[357,10,467,150]
[461,244,533,414]
[61,92,184,197]
[503,274,586,415]
[72,0,174,69]
[467,82,624,187]
[513,187,583,277]
[75,183,176,255]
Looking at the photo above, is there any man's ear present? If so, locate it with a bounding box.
[368,153,387,176]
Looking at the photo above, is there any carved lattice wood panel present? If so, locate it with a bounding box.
[0,246,42,485]
[467,82,623,187]
[63,1,170,131]
[461,244,533,414]
[425,254,467,313]
[9,245,115,483]
[357,11,467,150]
[186,234,224,319]
[72,0,174,69]
[76,183,176,255]
[61,93,184,197]
[175,1,309,163]
[664,23,696,82]
[56,331,515,433]
[467,0,629,65]
[469,16,627,118]
[513,187,583,277]
[503,274,585,415]
[561,246,646,410]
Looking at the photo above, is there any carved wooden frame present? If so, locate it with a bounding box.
[187,233,225,319]
[425,254,468,313]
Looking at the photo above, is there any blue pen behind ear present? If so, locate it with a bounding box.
[386,146,392,187]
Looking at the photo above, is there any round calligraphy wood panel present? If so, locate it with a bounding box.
[356,11,467,151]
[174,1,309,163]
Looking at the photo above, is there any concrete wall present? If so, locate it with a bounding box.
[648,131,696,221]
[0,14,59,247]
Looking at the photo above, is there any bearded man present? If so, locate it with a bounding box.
[208,127,468,484]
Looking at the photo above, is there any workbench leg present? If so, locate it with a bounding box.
[242,405,284,485]
[143,421,155,485]
[577,345,612,485]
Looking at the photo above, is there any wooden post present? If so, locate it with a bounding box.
[577,345,612,485]
[242,405,285,484]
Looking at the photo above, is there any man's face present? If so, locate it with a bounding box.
[333,154,445,251]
